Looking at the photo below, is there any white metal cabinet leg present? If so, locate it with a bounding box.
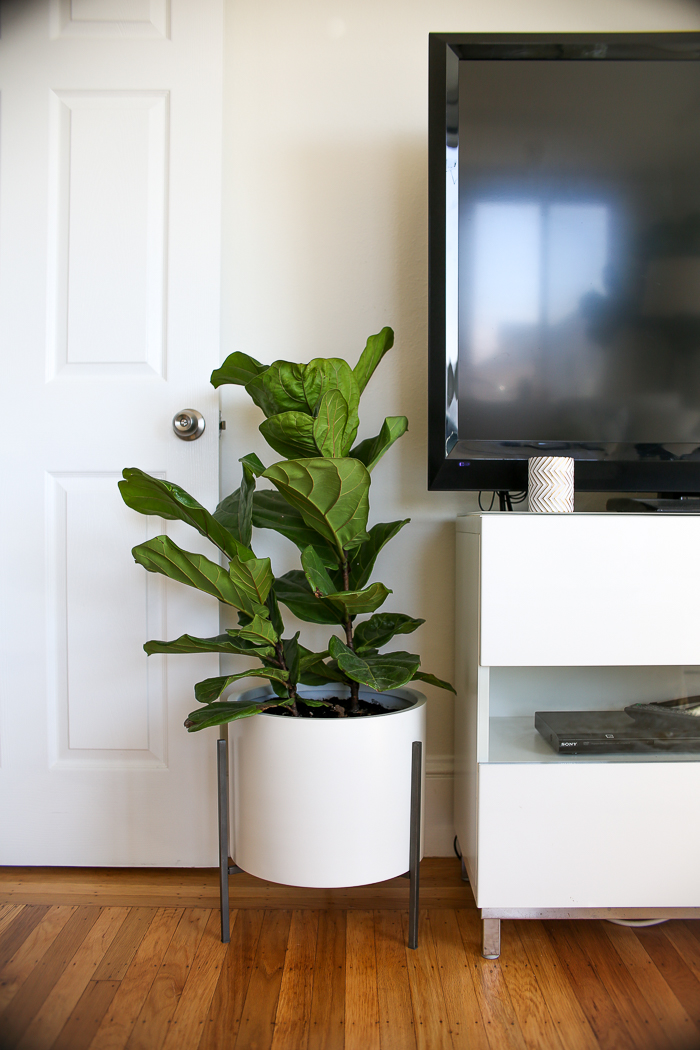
[482,917,501,959]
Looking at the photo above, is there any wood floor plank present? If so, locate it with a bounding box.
[52,980,120,1050]
[93,908,157,981]
[374,910,416,1050]
[271,910,319,1050]
[87,907,182,1050]
[234,909,292,1050]
[0,905,77,1013]
[124,907,210,1050]
[543,921,636,1050]
[0,905,49,973]
[0,905,100,1049]
[197,909,264,1050]
[161,908,229,1050]
[16,906,128,1050]
[513,921,599,1050]
[345,910,380,1050]
[500,921,565,1050]
[402,910,452,1050]
[633,924,700,1034]
[575,921,674,1050]
[0,906,26,944]
[307,910,346,1050]
[664,921,700,984]
[455,910,527,1050]
[603,921,697,1050]
[0,903,20,926]
[429,909,488,1050]
[0,859,470,910]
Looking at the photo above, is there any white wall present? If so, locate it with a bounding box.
[220,0,700,854]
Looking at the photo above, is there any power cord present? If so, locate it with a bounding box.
[479,490,527,512]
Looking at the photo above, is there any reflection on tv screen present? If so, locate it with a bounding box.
[457,60,700,446]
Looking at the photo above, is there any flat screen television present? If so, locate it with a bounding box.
[428,33,700,493]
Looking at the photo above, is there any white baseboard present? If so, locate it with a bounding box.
[424,762,455,856]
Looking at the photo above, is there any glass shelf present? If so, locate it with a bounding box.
[488,716,700,764]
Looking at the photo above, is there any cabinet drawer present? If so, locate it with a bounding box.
[476,761,700,908]
[479,515,700,666]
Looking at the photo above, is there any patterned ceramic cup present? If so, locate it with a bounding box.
[528,456,574,513]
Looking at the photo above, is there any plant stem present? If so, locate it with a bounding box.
[341,555,360,714]
[274,641,300,717]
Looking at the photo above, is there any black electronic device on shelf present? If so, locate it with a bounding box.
[429,33,700,494]
[535,710,700,755]
[536,698,700,755]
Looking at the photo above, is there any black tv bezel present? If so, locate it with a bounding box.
[427,32,700,493]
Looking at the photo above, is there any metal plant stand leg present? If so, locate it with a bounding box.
[482,917,501,959]
[217,734,243,944]
[217,737,231,943]
[408,740,423,950]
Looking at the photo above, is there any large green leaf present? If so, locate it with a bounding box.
[265,587,285,637]
[143,632,274,658]
[237,612,279,647]
[240,453,267,477]
[210,351,267,388]
[299,659,347,686]
[350,416,408,473]
[411,671,456,693]
[346,519,409,590]
[353,613,424,653]
[353,327,394,393]
[194,666,289,704]
[238,460,256,548]
[281,633,301,686]
[245,361,313,418]
[254,491,338,565]
[313,389,359,458]
[273,571,346,625]
[328,636,420,691]
[263,458,370,559]
[212,489,242,539]
[309,358,360,420]
[185,698,285,731]
[119,469,252,562]
[300,546,336,596]
[259,411,320,459]
[325,582,391,618]
[228,555,274,612]
[133,536,255,609]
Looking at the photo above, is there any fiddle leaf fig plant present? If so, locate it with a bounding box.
[119,326,455,729]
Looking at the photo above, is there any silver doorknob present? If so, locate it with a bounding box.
[172,409,205,441]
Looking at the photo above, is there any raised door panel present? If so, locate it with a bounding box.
[50,0,170,38]
[47,91,168,378]
[479,514,700,666]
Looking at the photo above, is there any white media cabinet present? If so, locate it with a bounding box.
[455,512,700,958]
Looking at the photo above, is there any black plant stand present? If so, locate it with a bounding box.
[216,734,423,948]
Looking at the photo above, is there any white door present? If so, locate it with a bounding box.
[0,0,224,864]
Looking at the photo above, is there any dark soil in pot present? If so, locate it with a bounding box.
[264,696,392,718]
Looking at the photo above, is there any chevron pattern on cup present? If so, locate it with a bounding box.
[528,456,574,513]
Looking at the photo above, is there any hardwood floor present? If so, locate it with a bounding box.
[1,860,700,1049]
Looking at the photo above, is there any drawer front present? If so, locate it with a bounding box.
[476,762,700,909]
[480,515,700,666]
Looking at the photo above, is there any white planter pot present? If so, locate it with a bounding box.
[228,684,427,888]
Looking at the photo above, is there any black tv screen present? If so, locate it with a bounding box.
[428,34,700,492]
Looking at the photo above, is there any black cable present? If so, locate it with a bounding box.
[453,835,462,859]
[478,490,496,511]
